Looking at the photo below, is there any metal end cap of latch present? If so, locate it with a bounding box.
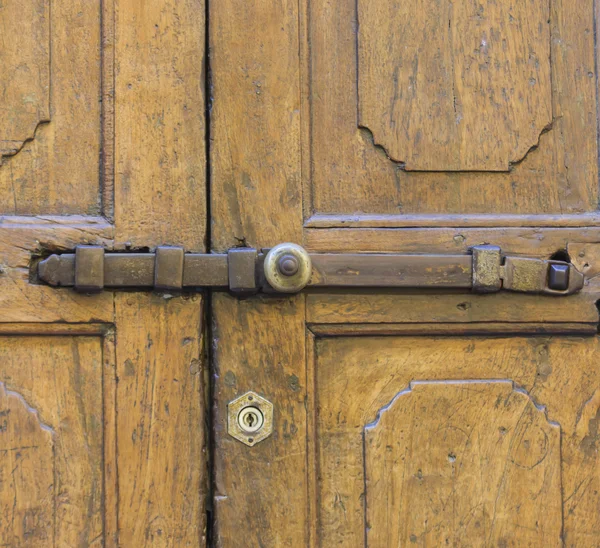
[263,243,312,293]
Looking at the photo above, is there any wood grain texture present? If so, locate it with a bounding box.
[0,382,54,546]
[114,0,205,250]
[0,0,102,215]
[304,226,600,255]
[212,294,308,547]
[309,322,598,336]
[210,0,306,541]
[0,336,106,545]
[307,0,597,215]
[103,330,118,546]
[0,0,49,159]
[306,291,599,325]
[315,335,600,546]
[365,381,561,546]
[358,0,552,171]
[115,293,205,546]
[0,217,113,323]
[0,0,209,543]
[210,0,302,250]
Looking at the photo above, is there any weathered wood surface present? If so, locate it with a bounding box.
[0,0,208,543]
[366,381,561,546]
[115,293,206,546]
[0,382,54,545]
[210,0,306,543]
[316,335,600,546]
[0,336,106,545]
[359,0,552,171]
[210,0,302,250]
[212,294,308,547]
[306,212,600,228]
[114,0,206,250]
[0,216,114,323]
[306,291,599,326]
[0,0,50,159]
[305,226,600,255]
[307,0,597,215]
[0,0,102,215]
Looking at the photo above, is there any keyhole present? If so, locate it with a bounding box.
[245,412,256,428]
[238,406,264,433]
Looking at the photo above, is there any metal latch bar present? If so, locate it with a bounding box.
[39,247,229,290]
[37,244,585,296]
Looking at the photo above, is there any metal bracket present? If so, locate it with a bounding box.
[37,243,585,296]
[471,245,584,296]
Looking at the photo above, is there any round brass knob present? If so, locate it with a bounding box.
[264,243,312,293]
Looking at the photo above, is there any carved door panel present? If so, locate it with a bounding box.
[0,0,206,545]
[210,0,600,546]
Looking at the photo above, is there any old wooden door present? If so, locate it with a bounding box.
[0,0,206,545]
[3,0,600,545]
[210,0,600,546]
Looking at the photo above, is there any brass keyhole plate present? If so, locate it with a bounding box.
[227,391,273,447]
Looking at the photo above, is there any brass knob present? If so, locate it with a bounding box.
[264,243,312,293]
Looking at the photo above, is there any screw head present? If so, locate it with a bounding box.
[278,254,300,276]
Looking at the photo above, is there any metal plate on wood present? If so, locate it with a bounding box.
[227,391,273,447]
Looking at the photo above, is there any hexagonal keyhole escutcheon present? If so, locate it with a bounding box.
[227,391,273,447]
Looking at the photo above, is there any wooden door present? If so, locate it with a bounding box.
[210,0,600,546]
[0,0,206,545]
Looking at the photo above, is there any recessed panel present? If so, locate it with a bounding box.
[0,0,103,214]
[308,0,598,216]
[365,381,561,546]
[315,335,600,546]
[0,335,107,545]
[358,0,551,171]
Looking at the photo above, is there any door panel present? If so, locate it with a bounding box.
[315,335,599,546]
[0,335,107,545]
[308,0,597,216]
[0,0,102,214]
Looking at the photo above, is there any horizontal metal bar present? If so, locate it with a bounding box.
[36,244,585,296]
[39,252,229,288]
[309,254,472,288]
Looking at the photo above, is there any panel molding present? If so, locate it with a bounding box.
[0,323,111,335]
[308,322,598,337]
[305,212,600,229]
